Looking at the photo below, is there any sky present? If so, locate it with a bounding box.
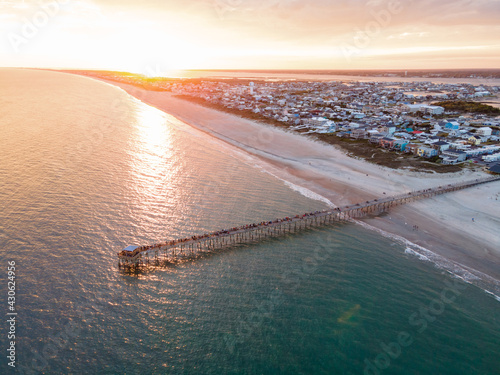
[1,0,500,73]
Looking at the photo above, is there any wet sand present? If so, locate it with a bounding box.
[66,73,500,285]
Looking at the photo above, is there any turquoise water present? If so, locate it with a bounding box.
[0,69,498,374]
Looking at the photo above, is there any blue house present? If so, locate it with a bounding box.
[417,147,438,158]
[445,121,460,130]
[393,139,409,151]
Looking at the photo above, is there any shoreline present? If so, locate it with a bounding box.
[60,70,500,292]
[172,94,465,174]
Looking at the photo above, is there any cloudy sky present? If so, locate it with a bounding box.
[1,0,499,73]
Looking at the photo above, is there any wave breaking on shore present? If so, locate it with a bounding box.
[354,219,500,302]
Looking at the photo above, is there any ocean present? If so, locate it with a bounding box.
[0,69,498,374]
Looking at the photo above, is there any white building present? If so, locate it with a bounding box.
[308,117,329,126]
[422,105,445,115]
[474,91,490,97]
[483,153,500,162]
[476,127,492,136]
[404,104,444,115]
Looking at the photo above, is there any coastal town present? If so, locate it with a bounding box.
[168,79,500,170]
[73,70,500,173]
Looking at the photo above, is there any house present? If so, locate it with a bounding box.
[468,135,482,145]
[482,153,500,163]
[393,139,409,151]
[476,127,492,136]
[409,105,445,115]
[380,126,396,135]
[405,104,423,113]
[441,149,467,163]
[369,134,384,144]
[380,137,395,148]
[350,128,366,139]
[417,146,438,158]
[308,117,329,126]
[422,105,445,115]
[406,143,420,154]
[431,141,450,152]
[445,121,460,131]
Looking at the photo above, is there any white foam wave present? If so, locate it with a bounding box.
[354,219,500,301]
[282,180,336,207]
[404,247,430,262]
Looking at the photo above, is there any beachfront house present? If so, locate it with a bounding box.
[431,141,450,152]
[393,139,409,152]
[406,143,420,154]
[350,128,366,139]
[380,137,395,149]
[441,149,467,164]
[369,134,384,144]
[417,146,438,158]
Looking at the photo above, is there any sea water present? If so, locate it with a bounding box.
[0,69,498,374]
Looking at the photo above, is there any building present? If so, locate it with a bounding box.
[393,139,409,151]
[417,147,438,158]
[350,128,366,139]
[468,135,482,145]
[406,143,420,154]
[380,126,396,135]
[482,153,500,162]
[404,104,444,115]
[431,141,450,152]
[445,121,460,131]
[421,105,445,115]
[476,127,492,136]
[369,134,384,144]
[405,104,423,113]
[441,149,467,164]
[380,137,395,148]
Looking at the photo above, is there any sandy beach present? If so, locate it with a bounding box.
[67,73,500,287]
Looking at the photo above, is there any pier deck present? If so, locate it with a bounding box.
[117,176,500,270]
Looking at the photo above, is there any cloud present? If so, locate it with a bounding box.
[1,0,499,69]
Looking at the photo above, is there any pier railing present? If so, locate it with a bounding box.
[117,176,500,270]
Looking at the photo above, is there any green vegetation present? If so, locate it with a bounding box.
[433,100,500,115]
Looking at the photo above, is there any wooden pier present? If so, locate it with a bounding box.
[117,176,500,271]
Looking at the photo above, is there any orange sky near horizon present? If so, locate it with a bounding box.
[1,0,499,74]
